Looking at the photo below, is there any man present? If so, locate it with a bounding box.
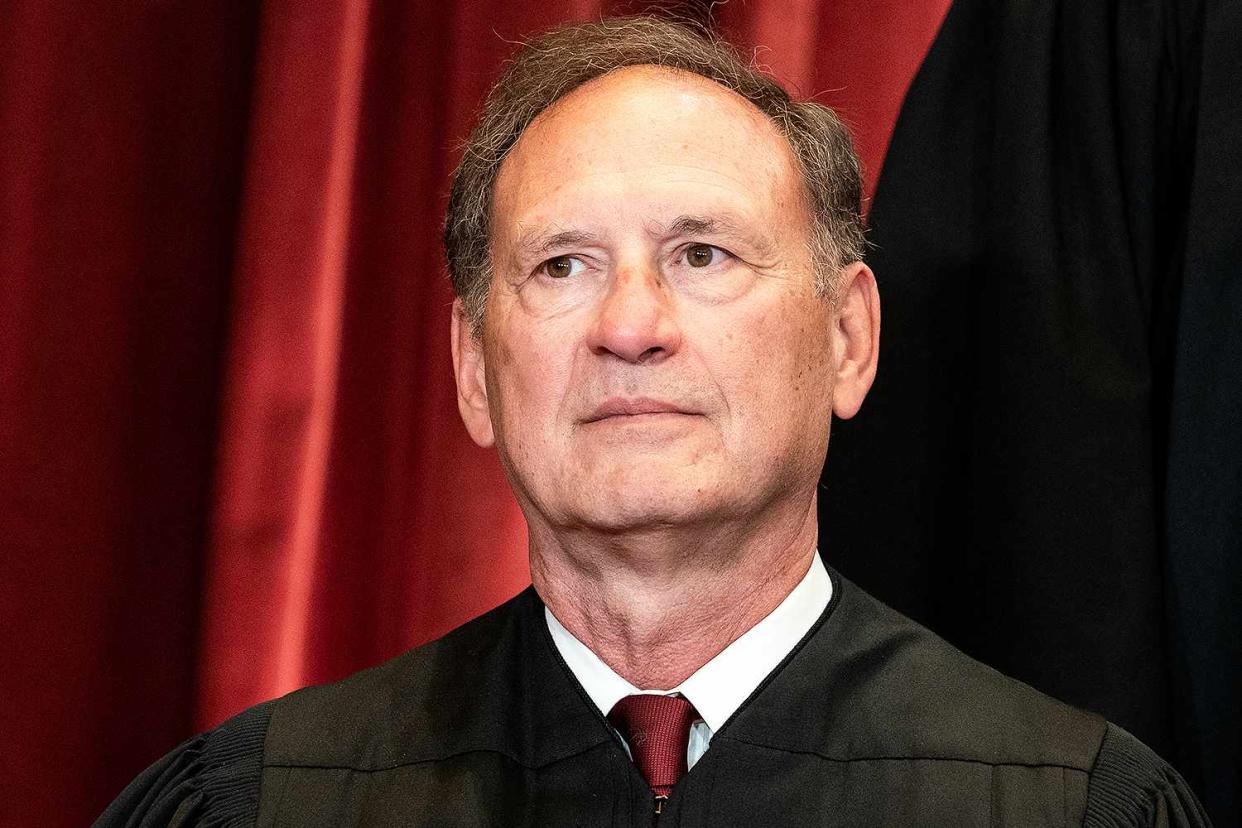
[98,16,1210,827]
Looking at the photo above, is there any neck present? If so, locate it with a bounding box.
[530,494,819,689]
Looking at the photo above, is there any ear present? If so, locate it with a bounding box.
[450,299,495,447]
[830,261,880,420]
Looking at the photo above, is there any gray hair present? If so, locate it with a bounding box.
[444,15,865,332]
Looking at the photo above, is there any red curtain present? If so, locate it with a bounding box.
[0,2,947,824]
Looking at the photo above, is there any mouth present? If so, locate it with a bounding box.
[582,397,696,424]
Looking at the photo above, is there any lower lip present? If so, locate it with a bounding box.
[588,411,694,424]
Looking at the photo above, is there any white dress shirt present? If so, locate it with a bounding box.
[545,553,832,768]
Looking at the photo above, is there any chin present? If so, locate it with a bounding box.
[568,477,729,533]
[575,503,698,534]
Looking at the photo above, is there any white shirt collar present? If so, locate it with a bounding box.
[545,553,832,733]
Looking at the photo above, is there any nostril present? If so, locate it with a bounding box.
[636,346,665,364]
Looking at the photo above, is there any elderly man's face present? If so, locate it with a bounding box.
[454,66,865,535]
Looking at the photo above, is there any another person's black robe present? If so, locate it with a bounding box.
[819,0,1241,822]
[97,569,1209,826]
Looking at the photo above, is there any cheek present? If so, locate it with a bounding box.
[488,328,570,435]
[482,334,513,415]
[791,310,835,397]
[705,299,833,422]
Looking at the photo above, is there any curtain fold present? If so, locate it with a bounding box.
[199,0,375,732]
[1,2,261,822]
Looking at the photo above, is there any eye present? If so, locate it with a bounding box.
[539,255,586,279]
[683,243,728,268]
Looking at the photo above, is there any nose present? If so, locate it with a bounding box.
[586,260,682,364]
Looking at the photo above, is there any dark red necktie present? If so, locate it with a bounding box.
[607,694,699,802]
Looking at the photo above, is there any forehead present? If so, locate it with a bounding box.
[491,66,806,247]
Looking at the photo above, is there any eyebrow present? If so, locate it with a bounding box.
[662,213,777,258]
[512,213,776,259]
[515,227,601,258]
[664,214,736,238]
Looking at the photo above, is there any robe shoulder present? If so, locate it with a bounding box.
[93,699,274,828]
[736,577,1113,769]
[260,587,559,770]
[93,588,550,826]
[729,576,1214,825]
[1085,723,1213,828]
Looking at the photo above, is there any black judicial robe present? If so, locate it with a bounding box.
[819,0,1241,822]
[97,571,1210,827]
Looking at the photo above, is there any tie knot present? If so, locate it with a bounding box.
[607,694,699,798]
